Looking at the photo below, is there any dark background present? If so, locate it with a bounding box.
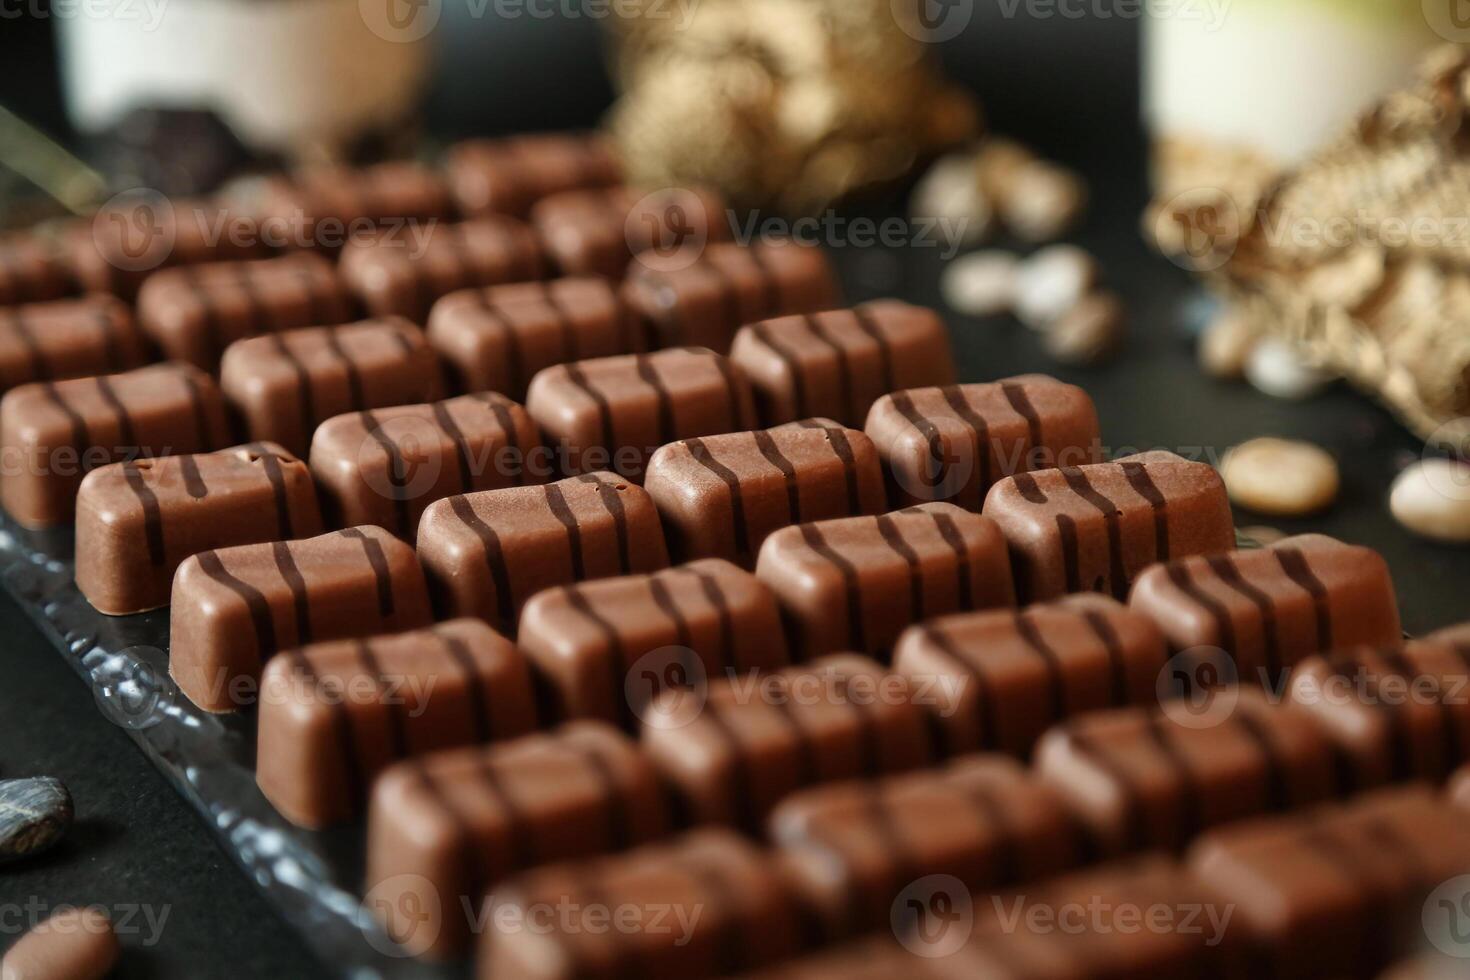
[2,7,1467,979]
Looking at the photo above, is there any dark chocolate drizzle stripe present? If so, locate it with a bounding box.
[763,672,822,788]
[833,671,886,777]
[888,390,950,501]
[1013,611,1069,724]
[247,445,296,539]
[687,437,751,558]
[680,858,749,978]
[339,527,396,618]
[5,309,48,382]
[1297,824,1398,970]
[927,510,976,610]
[876,514,925,624]
[1055,514,1082,596]
[360,410,413,536]
[751,430,802,529]
[999,382,1044,472]
[289,651,368,806]
[799,523,866,651]
[1079,607,1135,707]
[561,362,616,462]
[859,782,921,933]
[271,540,313,646]
[432,402,476,492]
[1120,461,1170,563]
[821,424,864,514]
[450,494,515,625]
[960,777,1022,886]
[1334,651,1415,782]
[177,368,217,449]
[1011,472,1048,505]
[96,307,124,372]
[849,305,896,398]
[1440,643,1470,772]
[178,455,207,500]
[181,267,222,366]
[357,640,410,762]
[195,550,277,656]
[93,376,138,455]
[801,314,858,424]
[233,263,266,339]
[540,281,581,362]
[1275,547,1334,653]
[687,566,743,669]
[1205,554,1283,679]
[566,739,635,852]
[583,473,634,573]
[1067,729,1146,850]
[324,326,367,409]
[749,322,808,418]
[544,483,590,580]
[923,624,997,751]
[1229,704,1292,812]
[434,628,494,741]
[123,462,166,566]
[699,690,763,834]
[1165,560,1238,656]
[692,255,742,347]
[1142,715,1204,848]
[471,297,527,395]
[1060,466,1129,599]
[468,752,539,871]
[708,350,747,431]
[941,386,994,507]
[745,243,783,318]
[469,393,526,488]
[271,334,317,445]
[1385,647,1443,778]
[564,583,637,730]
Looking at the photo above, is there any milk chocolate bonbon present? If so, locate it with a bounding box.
[525,347,757,482]
[0,362,231,528]
[338,216,548,323]
[1190,787,1470,980]
[255,161,455,248]
[641,655,934,831]
[621,240,842,353]
[366,721,668,959]
[531,185,730,279]
[1285,640,1470,787]
[984,450,1235,603]
[755,503,1016,660]
[309,392,543,539]
[76,442,322,615]
[136,252,356,370]
[643,420,887,567]
[519,558,790,727]
[729,302,955,428]
[416,471,669,630]
[1130,534,1403,684]
[480,830,805,980]
[891,593,1168,758]
[1034,689,1344,855]
[219,318,442,456]
[865,374,1102,510]
[169,526,432,712]
[445,132,621,218]
[770,755,1085,941]
[0,234,77,307]
[0,296,149,394]
[256,619,538,829]
[426,277,646,399]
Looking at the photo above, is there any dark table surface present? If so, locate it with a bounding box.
[3,8,1468,979]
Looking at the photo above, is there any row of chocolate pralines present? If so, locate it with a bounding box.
[0,131,626,307]
[323,615,1470,976]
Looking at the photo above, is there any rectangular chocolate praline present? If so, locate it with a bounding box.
[309,392,545,540]
[525,347,757,482]
[728,301,956,428]
[366,721,668,959]
[427,277,647,399]
[256,618,539,829]
[892,593,1169,758]
[984,450,1236,603]
[1034,689,1345,856]
[445,131,621,218]
[169,526,433,712]
[641,655,935,831]
[480,830,806,980]
[416,471,670,630]
[770,755,1084,941]
[219,318,443,457]
[338,216,549,323]
[621,239,842,354]
[755,503,1017,660]
[0,362,232,528]
[518,558,791,727]
[75,442,322,616]
[136,253,357,371]
[0,296,150,394]
[0,234,77,307]
[531,186,731,280]
[643,419,888,568]
[866,374,1103,510]
[1130,534,1403,685]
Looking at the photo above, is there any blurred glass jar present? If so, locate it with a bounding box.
[1145,0,1443,194]
[57,0,432,163]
